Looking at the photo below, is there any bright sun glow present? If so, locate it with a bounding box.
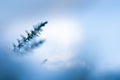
[43,17,83,46]
[30,16,83,70]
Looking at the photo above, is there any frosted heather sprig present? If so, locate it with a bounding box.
[13,21,48,53]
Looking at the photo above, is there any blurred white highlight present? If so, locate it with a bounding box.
[32,16,84,70]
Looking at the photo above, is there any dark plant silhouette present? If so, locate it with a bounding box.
[13,21,48,53]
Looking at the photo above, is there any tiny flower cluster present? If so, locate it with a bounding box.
[13,21,48,53]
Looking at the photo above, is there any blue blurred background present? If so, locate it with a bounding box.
[0,0,120,80]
